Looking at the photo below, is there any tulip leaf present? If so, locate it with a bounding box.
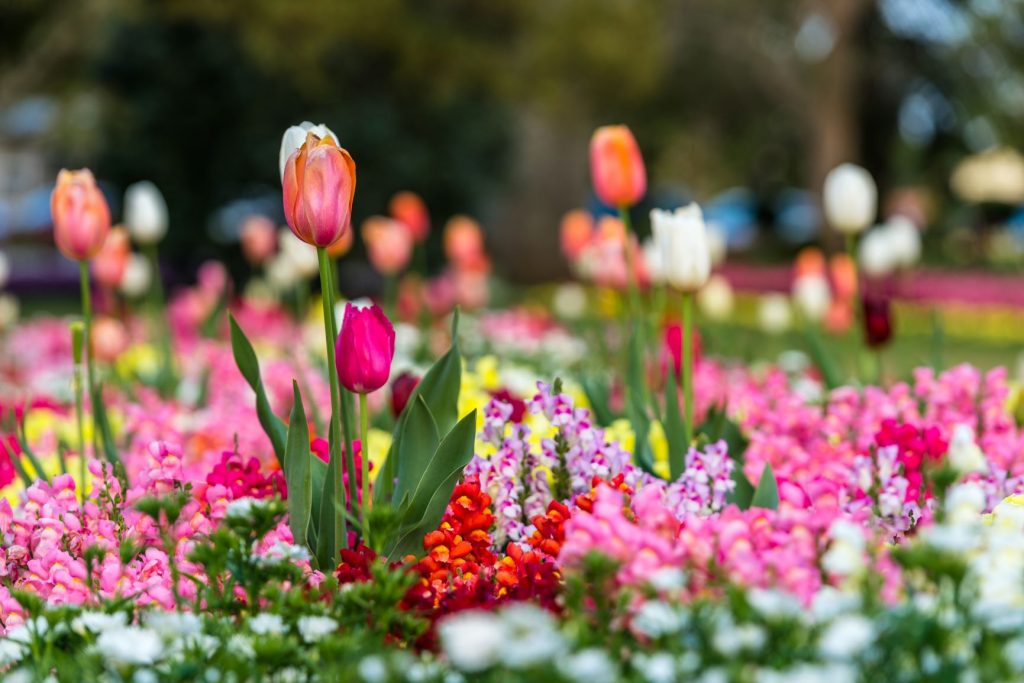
[308,451,327,553]
[386,411,477,560]
[626,332,654,473]
[315,434,338,570]
[805,324,842,390]
[727,469,755,509]
[285,382,313,550]
[749,462,780,510]
[90,382,121,468]
[698,403,749,465]
[580,374,615,426]
[664,370,686,481]
[390,396,440,509]
[229,314,287,464]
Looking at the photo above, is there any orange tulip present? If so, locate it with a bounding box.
[389,191,430,243]
[559,209,593,262]
[590,125,646,208]
[794,247,825,280]
[594,216,626,247]
[362,216,413,276]
[91,317,129,363]
[327,226,355,258]
[443,215,487,271]
[92,227,131,289]
[51,169,111,261]
[282,131,356,247]
[829,253,858,301]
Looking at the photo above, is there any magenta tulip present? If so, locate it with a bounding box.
[335,302,395,394]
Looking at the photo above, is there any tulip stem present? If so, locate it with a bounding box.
[78,261,98,455]
[682,290,695,446]
[359,392,370,540]
[317,247,351,551]
[617,206,643,324]
[73,361,87,506]
[845,233,863,381]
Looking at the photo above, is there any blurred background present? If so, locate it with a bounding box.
[3,0,1024,289]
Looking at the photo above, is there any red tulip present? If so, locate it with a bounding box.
[589,125,646,208]
[388,191,430,243]
[282,131,356,248]
[861,295,893,348]
[390,371,420,417]
[92,227,131,289]
[51,169,111,261]
[662,322,702,381]
[335,302,395,394]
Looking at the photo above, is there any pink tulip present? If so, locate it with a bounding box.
[91,227,131,289]
[589,125,646,208]
[282,131,356,247]
[51,169,111,261]
[335,302,395,394]
[240,215,277,265]
[388,191,430,243]
[443,215,487,271]
[361,216,413,276]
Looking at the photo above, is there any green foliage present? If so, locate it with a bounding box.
[748,462,780,510]
[229,313,287,463]
[285,382,313,550]
[663,369,686,480]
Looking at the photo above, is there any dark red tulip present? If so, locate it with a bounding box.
[390,371,421,418]
[861,295,893,349]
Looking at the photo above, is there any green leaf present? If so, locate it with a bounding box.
[308,454,327,552]
[805,324,842,390]
[626,332,654,473]
[698,404,749,465]
[580,374,615,426]
[391,396,440,508]
[663,370,686,481]
[749,462,780,510]
[229,314,287,464]
[90,383,121,468]
[727,468,755,509]
[285,382,313,550]
[315,441,338,569]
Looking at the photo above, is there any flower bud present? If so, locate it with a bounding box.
[858,228,897,279]
[792,274,831,323]
[336,302,396,394]
[697,275,734,321]
[362,216,413,276]
[758,294,792,335]
[443,216,487,271]
[884,216,921,269]
[861,294,893,348]
[823,163,876,235]
[388,191,430,243]
[559,209,593,262]
[51,169,111,261]
[119,254,152,298]
[279,122,339,181]
[240,215,277,266]
[390,371,421,418]
[123,181,168,245]
[282,130,356,248]
[590,125,646,208]
[92,227,131,289]
[650,204,711,292]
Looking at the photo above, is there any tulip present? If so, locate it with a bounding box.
[559,209,593,263]
[123,181,169,245]
[390,371,420,418]
[861,295,893,348]
[51,169,111,262]
[279,121,339,181]
[758,294,792,335]
[829,253,857,301]
[792,273,831,323]
[92,227,131,290]
[362,216,413,276]
[697,275,734,321]
[443,215,487,271]
[650,204,711,292]
[884,216,922,269]
[282,131,356,248]
[240,215,277,266]
[119,254,152,299]
[336,302,395,394]
[279,228,321,280]
[823,163,876,235]
[858,228,897,279]
[794,247,825,280]
[91,317,129,363]
[388,191,430,243]
[590,125,646,208]
[327,226,354,259]
[661,322,702,382]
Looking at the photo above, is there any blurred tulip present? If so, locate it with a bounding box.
[552,282,588,320]
[641,237,664,285]
[282,130,356,248]
[240,215,277,266]
[794,247,826,280]
[862,295,893,348]
[824,299,854,334]
[362,216,413,276]
[51,169,111,261]
[390,371,420,417]
[650,204,711,292]
[92,227,131,289]
[792,273,831,323]
[858,228,897,279]
[697,275,734,321]
[119,254,152,298]
[123,181,169,245]
[559,209,593,262]
[443,215,487,270]
[91,317,129,363]
[661,322,702,381]
[453,268,490,310]
[829,253,857,301]
[590,125,646,207]
[389,191,430,243]
[327,225,355,259]
[884,216,922,269]
[0,250,9,290]
[758,294,792,335]
[336,302,396,394]
[823,163,876,235]
[279,122,339,180]
[0,294,18,331]
[279,229,321,279]
[198,260,229,298]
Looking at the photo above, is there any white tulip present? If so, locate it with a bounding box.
[885,216,922,269]
[0,294,18,331]
[823,163,877,235]
[123,181,169,245]
[758,294,792,335]
[858,227,897,279]
[552,282,588,320]
[119,254,153,298]
[0,250,9,290]
[266,254,300,293]
[792,274,831,322]
[650,203,711,292]
[279,121,340,180]
[278,228,320,279]
[641,236,665,285]
[697,274,735,321]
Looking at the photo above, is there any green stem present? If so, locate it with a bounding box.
[324,254,360,510]
[318,248,354,550]
[79,262,98,454]
[144,244,175,395]
[359,392,370,542]
[617,205,643,324]
[682,290,694,446]
[845,233,863,377]
[74,363,87,505]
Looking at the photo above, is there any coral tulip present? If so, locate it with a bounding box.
[443,215,487,271]
[327,226,354,259]
[92,227,131,289]
[282,131,356,248]
[362,216,413,276]
[240,215,277,266]
[389,191,430,243]
[559,209,593,262]
[590,125,646,208]
[51,169,111,261]
[335,302,395,394]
